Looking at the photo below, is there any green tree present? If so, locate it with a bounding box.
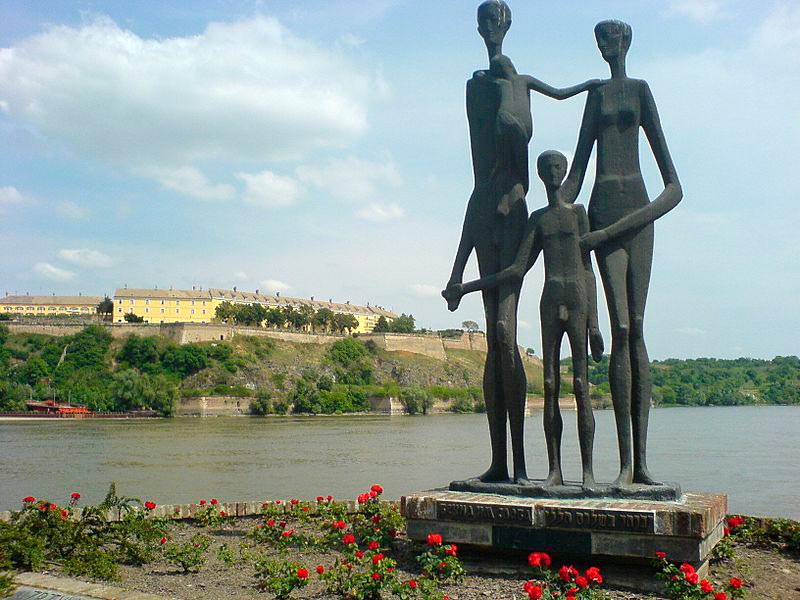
[96,296,114,316]
[289,378,319,413]
[462,320,480,332]
[123,313,145,323]
[313,308,334,333]
[117,336,160,372]
[372,316,390,333]
[326,338,373,385]
[389,313,415,333]
[332,313,359,334]
[160,344,209,377]
[15,356,49,386]
[109,370,178,416]
[265,307,287,329]
[214,301,236,323]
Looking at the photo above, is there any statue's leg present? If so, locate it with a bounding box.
[627,225,660,485]
[498,282,528,483]
[566,316,596,489]
[541,303,564,487]
[478,287,509,482]
[596,245,634,487]
[586,267,605,362]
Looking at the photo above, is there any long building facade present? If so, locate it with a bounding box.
[0,294,103,317]
[113,287,396,333]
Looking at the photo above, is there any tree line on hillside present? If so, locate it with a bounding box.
[582,355,800,406]
[214,301,415,334]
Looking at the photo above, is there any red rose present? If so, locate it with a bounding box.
[327,495,333,502]
[408,580,418,589]
[528,552,551,568]
[714,593,727,600]
[372,515,382,524]
[267,519,275,527]
[49,503,58,511]
[22,496,36,503]
[281,529,294,538]
[585,566,602,584]
[290,498,299,505]
[724,526,730,536]
[279,521,286,527]
[369,491,377,499]
[355,550,365,558]
[445,544,458,557]
[60,508,69,519]
[144,501,156,510]
[679,563,695,575]
[219,510,227,517]
[575,575,589,589]
[371,573,381,581]
[372,553,384,565]
[210,498,218,505]
[438,561,447,570]
[70,492,80,500]
[427,533,443,546]
[160,537,167,545]
[199,499,206,506]
[316,496,324,502]
[332,520,347,530]
[700,580,714,593]
[368,541,380,550]
[559,565,577,582]
[316,565,325,575]
[655,551,667,559]
[525,584,543,600]
[371,484,383,494]
[685,572,699,585]
[342,533,356,545]
[275,499,283,505]
[729,577,742,589]
[297,568,309,579]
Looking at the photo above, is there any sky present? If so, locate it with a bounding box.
[1,0,798,360]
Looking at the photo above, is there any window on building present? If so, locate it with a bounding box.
[202,309,206,315]
[176,300,180,306]
[129,299,134,304]
[145,308,149,313]
[161,300,165,305]
[191,301,195,306]
[176,309,180,314]
[37,307,45,311]
[145,299,150,305]
[160,308,165,314]
[191,309,195,314]
[118,308,122,313]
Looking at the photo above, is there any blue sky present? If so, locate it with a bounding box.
[1,0,798,360]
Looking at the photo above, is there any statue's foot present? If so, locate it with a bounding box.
[633,467,662,486]
[477,465,510,483]
[611,469,633,489]
[582,473,598,492]
[589,328,604,362]
[543,471,564,487]
[514,474,531,485]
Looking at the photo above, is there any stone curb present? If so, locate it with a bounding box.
[1,498,397,523]
[12,572,165,599]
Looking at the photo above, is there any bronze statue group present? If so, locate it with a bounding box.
[443,1,682,494]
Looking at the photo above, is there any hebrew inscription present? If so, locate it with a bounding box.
[542,508,655,533]
[437,501,533,525]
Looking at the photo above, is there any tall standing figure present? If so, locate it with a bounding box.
[560,20,683,488]
[445,1,598,484]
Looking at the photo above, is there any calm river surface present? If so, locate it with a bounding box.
[1,406,797,519]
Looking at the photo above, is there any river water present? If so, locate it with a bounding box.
[1,406,797,519]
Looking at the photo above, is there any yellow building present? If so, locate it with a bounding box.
[0,294,103,317]
[114,288,213,324]
[113,287,397,332]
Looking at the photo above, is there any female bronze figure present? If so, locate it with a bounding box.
[561,20,683,488]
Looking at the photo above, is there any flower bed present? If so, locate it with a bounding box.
[1,486,796,599]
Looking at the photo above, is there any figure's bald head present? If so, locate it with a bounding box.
[478,1,512,48]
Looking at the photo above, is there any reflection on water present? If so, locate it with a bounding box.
[0,406,797,519]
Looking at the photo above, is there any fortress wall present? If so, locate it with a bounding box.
[360,333,447,361]
[177,396,253,417]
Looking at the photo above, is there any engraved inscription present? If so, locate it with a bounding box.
[437,501,532,525]
[543,508,655,533]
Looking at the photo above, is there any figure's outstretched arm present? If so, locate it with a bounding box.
[523,76,603,100]
[561,90,600,204]
[443,218,541,309]
[584,82,683,249]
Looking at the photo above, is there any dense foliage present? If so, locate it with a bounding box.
[214,301,359,333]
[585,355,800,406]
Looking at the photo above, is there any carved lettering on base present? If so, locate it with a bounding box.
[543,508,655,533]
[437,501,533,525]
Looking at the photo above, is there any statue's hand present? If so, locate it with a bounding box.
[580,230,608,252]
[442,283,464,312]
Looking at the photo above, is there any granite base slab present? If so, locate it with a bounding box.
[402,488,726,592]
[449,477,682,502]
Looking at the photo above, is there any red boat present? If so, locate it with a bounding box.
[25,400,91,416]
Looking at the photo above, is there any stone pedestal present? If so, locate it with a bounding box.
[401,489,727,592]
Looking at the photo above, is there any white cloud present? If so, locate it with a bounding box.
[139,166,235,201]
[237,170,303,208]
[260,279,292,293]
[0,16,372,164]
[296,156,402,202]
[58,248,113,268]
[356,203,404,222]
[34,262,75,282]
[409,284,441,298]
[0,186,23,206]
[55,201,90,220]
[669,0,727,23]
[233,271,249,282]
